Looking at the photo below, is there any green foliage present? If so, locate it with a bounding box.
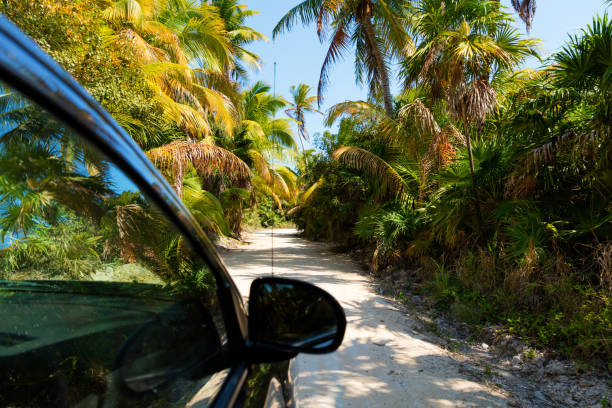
[295,6,612,362]
[430,260,457,309]
[0,213,103,280]
[182,173,230,236]
[0,0,177,149]
[256,197,289,228]
[355,202,422,257]
[0,0,299,242]
[292,159,368,244]
[1,0,610,364]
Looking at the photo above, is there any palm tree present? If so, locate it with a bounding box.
[212,0,267,81]
[0,90,115,239]
[285,84,322,161]
[103,0,265,237]
[325,93,464,202]
[402,0,538,177]
[102,0,238,137]
[234,81,296,154]
[273,0,411,116]
[223,82,299,209]
[502,14,612,199]
[401,1,537,228]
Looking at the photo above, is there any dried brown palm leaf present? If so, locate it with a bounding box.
[247,149,272,183]
[419,124,463,198]
[441,124,465,146]
[147,141,251,196]
[435,125,461,166]
[399,99,441,138]
[420,39,446,83]
[449,79,497,125]
[525,131,579,170]
[526,130,601,173]
[511,0,537,32]
[505,173,538,199]
[505,131,600,198]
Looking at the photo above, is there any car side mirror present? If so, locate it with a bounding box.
[247,277,346,357]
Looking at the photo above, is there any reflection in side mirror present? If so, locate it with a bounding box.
[248,277,346,355]
[114,302,224,394]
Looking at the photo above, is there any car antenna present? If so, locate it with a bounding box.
[271,61,277,276]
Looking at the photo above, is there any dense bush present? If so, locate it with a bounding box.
[293,9,612,362]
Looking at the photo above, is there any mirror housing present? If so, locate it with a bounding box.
[247,277,346,359]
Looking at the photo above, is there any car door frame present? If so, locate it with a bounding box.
[0,15,252,408]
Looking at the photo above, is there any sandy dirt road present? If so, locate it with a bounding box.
[220,229,508,408]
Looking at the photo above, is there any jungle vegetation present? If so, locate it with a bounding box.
[0,0,299,238]
[0,0,298,293]
[0,0,610,363]
[281,0,611,362]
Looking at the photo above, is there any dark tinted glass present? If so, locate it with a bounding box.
[0,84,230,407]
[250,280,339,350]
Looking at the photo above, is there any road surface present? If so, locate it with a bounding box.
[220,229,507,408]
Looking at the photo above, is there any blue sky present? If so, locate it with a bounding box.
[244,0,609,150]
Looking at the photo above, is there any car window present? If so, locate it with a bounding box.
[0,83,231,407]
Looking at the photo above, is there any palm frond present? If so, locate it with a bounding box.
[318,15,351,106]
[112,29,168,64]
[399,99,441,137]
[325,100,386,126]
[147,140,251,196]
[103,0,154,27]
[182,173,229,235]
[333,146,407,198]
[272,0,326,39]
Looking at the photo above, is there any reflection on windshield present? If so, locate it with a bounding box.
[0,84,211,290]
[0,84,229,407]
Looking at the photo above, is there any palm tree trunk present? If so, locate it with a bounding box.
[298,130,309,167]
[462,115,483,231]
[362,11,394,117]
[463,120,476,176]
[172,166,185,198]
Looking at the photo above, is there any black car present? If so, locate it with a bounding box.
[0,16,345,408]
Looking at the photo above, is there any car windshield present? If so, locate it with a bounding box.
[0,83,231,407]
